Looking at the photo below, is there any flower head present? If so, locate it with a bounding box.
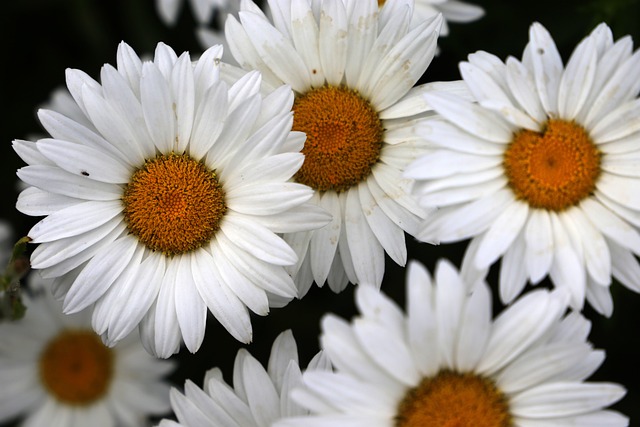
[0,290,174,427]
[276,260,628,426]
[225,0,466,293]
[15,41,330,357]
[407,22,640,314]
[157,329,331,427]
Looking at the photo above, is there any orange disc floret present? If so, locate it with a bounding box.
[503,119,601,211]
[122,153,226,255]
[293,85,384,193]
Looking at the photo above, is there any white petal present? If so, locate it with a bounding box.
[310,191,342,285]
[174,254,207,353]
[344,188,384,287]
[510,382,626,418]
[28,200,122,243]
[63,236,137,314]
[557,35,597,120]
[528,22,564,116]
[423,91,514,143]
[524,209,554,284]
[36,138,131,184]
[221,213,298,266]
[140,62,175,153]
[319,0,347,86]
[192,249,252,343]
[473,201,529,268]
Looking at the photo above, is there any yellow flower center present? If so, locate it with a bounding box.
[122,153,226,255]
[292,85,383,193]
[395,371,512,427]
[39,329,114,406]
[503,119,601,211]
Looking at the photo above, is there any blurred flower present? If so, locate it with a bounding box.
[0,290,174,427]
[276,260,628,426]
[156,0,229,26]
[407,22,640,315]
[196,0,242,64]
[392,0,484,36]
[14,41,330,358]
[226,0,468,293]
[157,329,331,427]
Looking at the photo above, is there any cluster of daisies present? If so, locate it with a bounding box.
[2,0,639,426]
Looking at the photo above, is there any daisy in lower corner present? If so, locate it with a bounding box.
[225,0,468,294]
[275,259,628,427]
[406,22,640,314]
[14,42,330,358]
[156,329,331,427]
[0,290,174,427]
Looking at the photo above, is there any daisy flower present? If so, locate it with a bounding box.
[406,22,640,314]
[225,0,466,294]
[157,329,331,427]
[0,290,173,427]
[156,0,229,26]
[275,259,628,426]
[14,41,330,358]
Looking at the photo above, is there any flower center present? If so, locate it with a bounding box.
[292,85,383,193]
[394,371,512,427]
[503,119,601,211]
[122,153,226,255]
[39,329,114,406]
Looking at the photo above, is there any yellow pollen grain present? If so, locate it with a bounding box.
[503,119,601,211]
[395,371,512,427]
[292,85,384,193]
[122,153,226,255]
[39,330,114,406]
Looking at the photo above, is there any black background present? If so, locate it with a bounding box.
[2,0,640,425]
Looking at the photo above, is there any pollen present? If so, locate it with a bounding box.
[292,85,384,193]
[503,119,601,211]
[395,370,512,427]
[122,153,226,255]
[39,329,114,406]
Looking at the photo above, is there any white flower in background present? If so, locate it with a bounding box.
[157,329,331,427]
[156,0,230,25]
[226,0,468,294]
[14,42,330,358]
[381,0,484,36]
[406,22,640,315]
[196,0,242,64]
[0,290,173,427]
[276,260,628,426]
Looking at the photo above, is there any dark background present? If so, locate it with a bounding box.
[2,0,640,425]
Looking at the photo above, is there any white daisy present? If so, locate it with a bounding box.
[406,22,640,315]
[0,290,173,427]
[225,0,468,294]
[275,259,628,426]
[156,329,331,427]
[14,41,330,358]
[156,0,229,25]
